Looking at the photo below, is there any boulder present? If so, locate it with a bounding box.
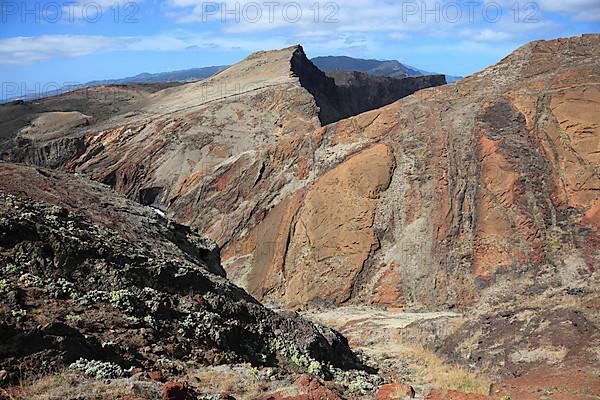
[375,382,415,399]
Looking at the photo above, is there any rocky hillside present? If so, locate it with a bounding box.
[312,55,462,83]
[1,37,598,311]
[0,161,372,390]
[0,35,598,399]
[221,35,599,311]
[325,71,446,121]
[0,44,445,269]
[85,66,229,86]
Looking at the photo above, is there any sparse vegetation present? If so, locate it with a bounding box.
[66,314,84,326]
[396,344,491,394]
[270,336,327,378]
[78,290,109,306]
[18,273,43,288]
[46,278,77,299]
[1,262,19,275]
[5,372,159,400]
[190,366,270,398]
[68,359,125,380]
[0,278,14,295]
[108,289,138,314]
[11,309,27,322]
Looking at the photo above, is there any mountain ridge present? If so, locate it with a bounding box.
[86,65,230,85]
[1,53,455,103]
[311,55,423,77]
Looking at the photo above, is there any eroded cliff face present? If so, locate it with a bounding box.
[1,37,598,313]
[222,35,600,310]
[327,71,447,121]
[283,144,395,305]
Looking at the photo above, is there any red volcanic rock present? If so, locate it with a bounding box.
[1,35,600,399]
[293,374,312,388]
[259,375,342,400]
[375,383,415,399]
[422,390,491,400]
[209,35,600,312]
[282,143,394,306]
[162,381,189,400]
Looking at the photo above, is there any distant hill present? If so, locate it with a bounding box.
[311,55,422,78]
[88,59,459,86]
[84,57,460,87]
[85,65,229,86]
[0,66,229,104]
[312,55,462,82]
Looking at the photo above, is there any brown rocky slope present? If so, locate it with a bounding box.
[0,47,444,254]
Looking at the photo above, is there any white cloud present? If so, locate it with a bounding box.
[0,1,593,65]
[537,0,600,21]
[0,33,291,64]
[473,29,513,42]
[160,0,579,46]
[0,35,120,64]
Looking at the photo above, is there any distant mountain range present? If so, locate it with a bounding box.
[311,55,423,78]
[1,55,461,103]
[83,56,461,87]
[312,56,462,82]
[85,65,229,86]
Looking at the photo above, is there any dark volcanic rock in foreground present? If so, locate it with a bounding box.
[0,162,365,384]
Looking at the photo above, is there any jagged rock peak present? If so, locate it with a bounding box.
[245,44,304,59]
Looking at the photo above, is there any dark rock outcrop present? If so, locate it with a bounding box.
[0,162,365,385]
[326,71,446,121]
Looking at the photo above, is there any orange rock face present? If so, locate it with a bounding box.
[422,390,491,400]
[375,383,415,399]
[259,375,342,400]
[282,143,394,306]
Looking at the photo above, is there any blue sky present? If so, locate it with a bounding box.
[1,0,599,99]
